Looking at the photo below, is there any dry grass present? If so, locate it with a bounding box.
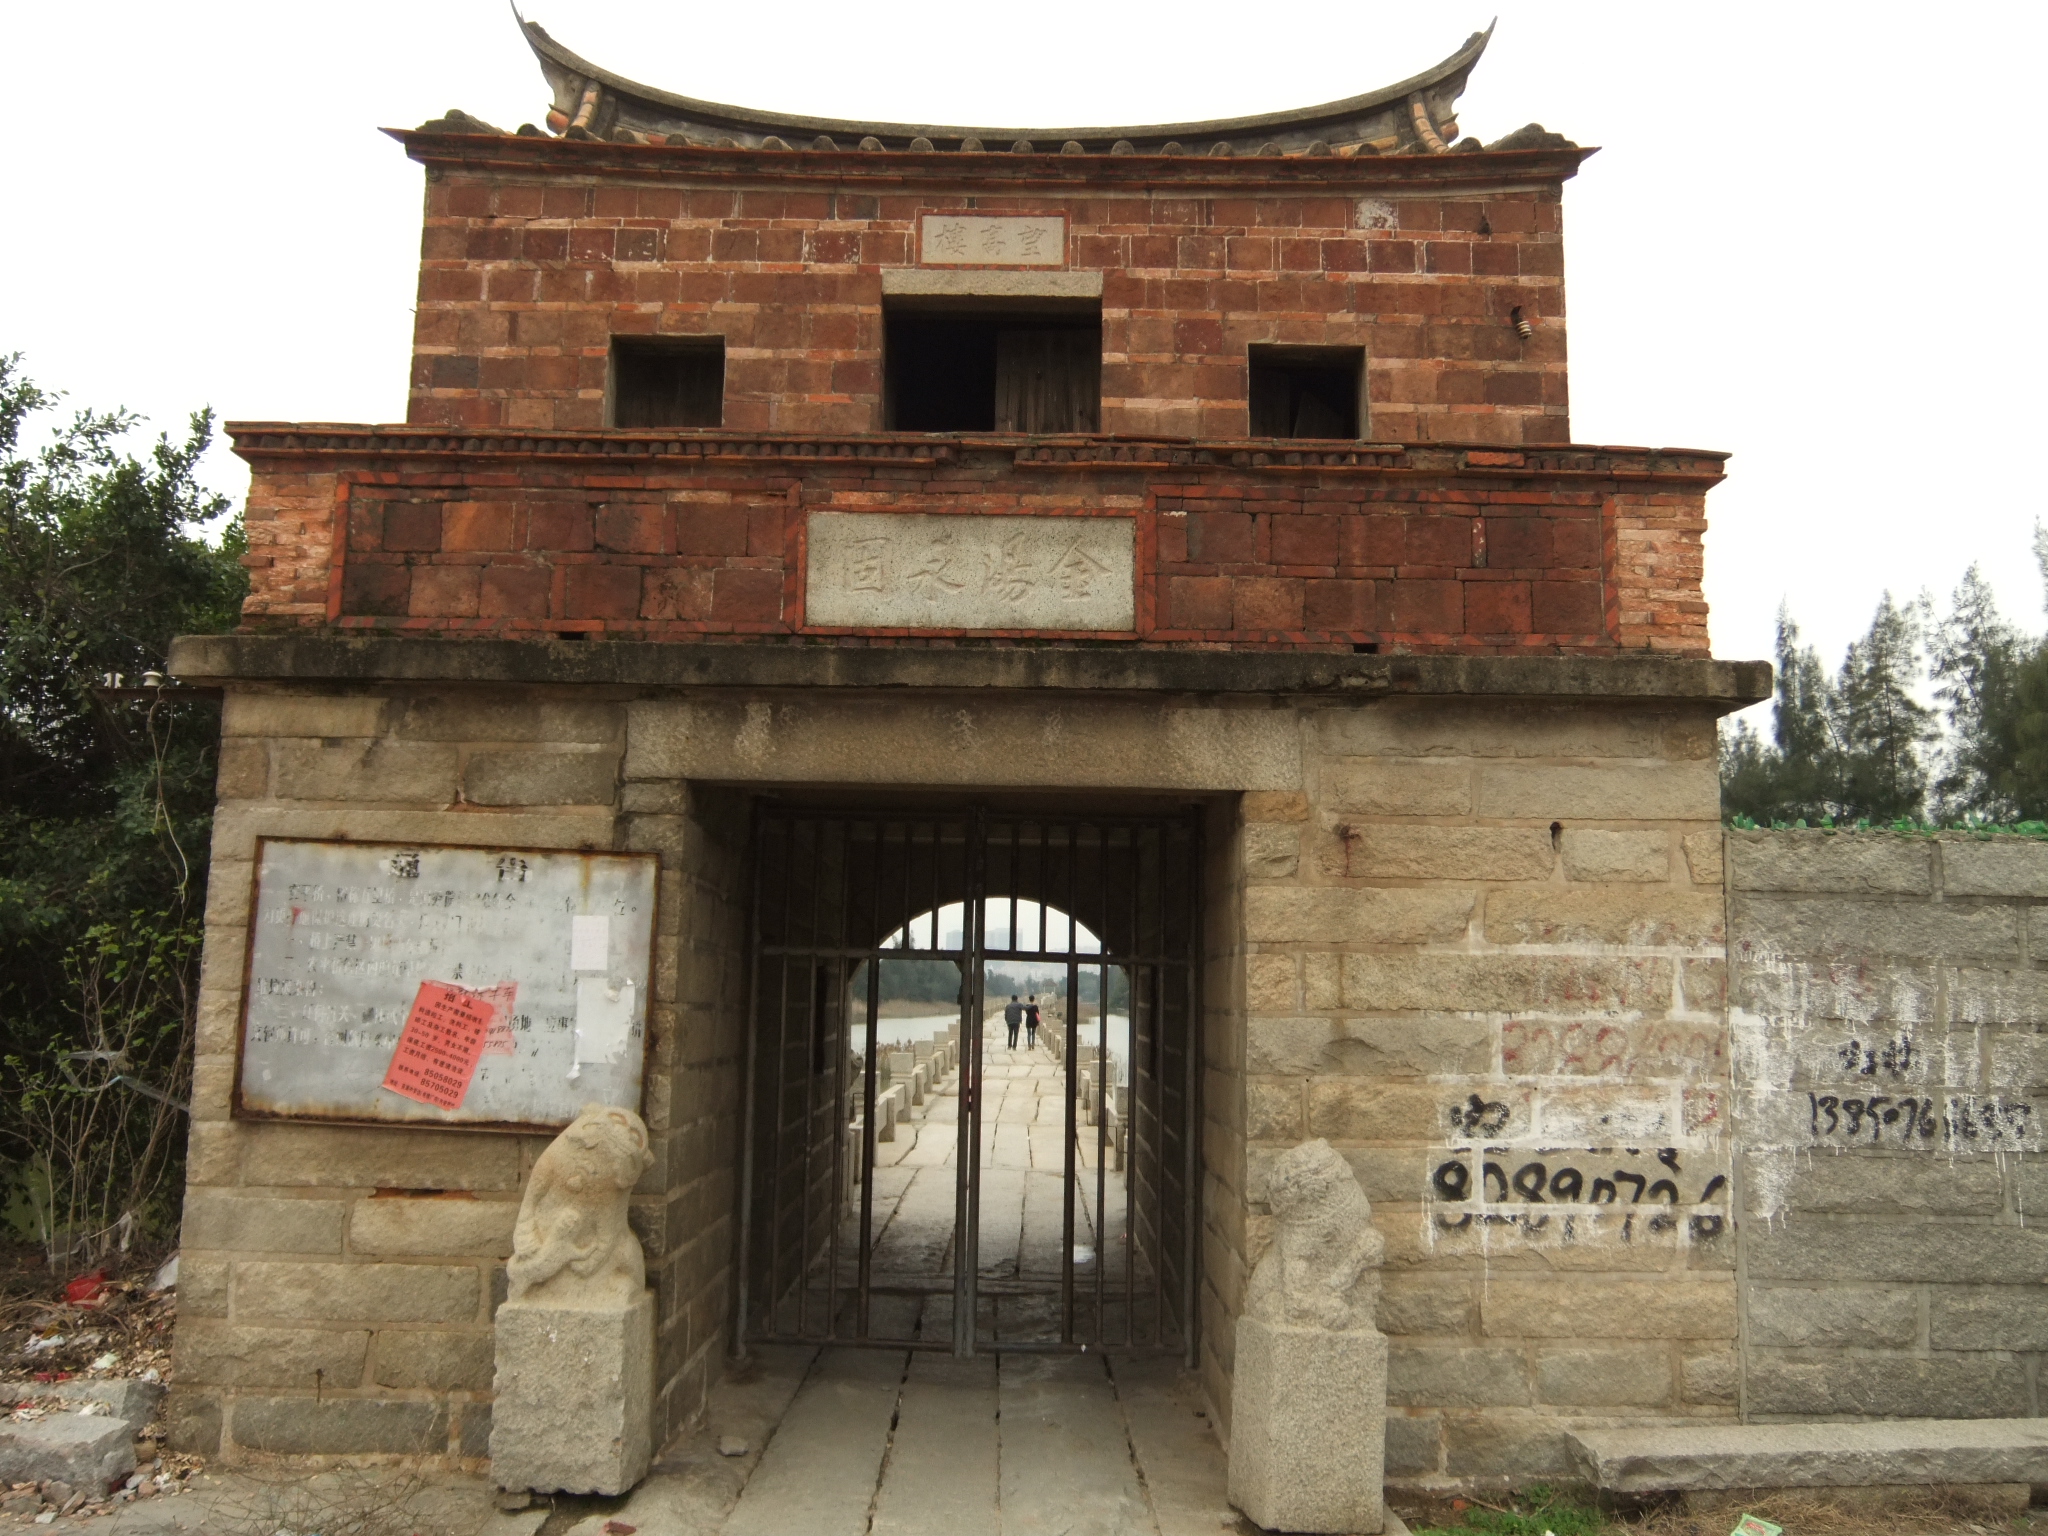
[1627,1485,2036,1536]
[205,1464,455,1536]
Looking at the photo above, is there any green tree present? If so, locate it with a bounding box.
[1929,565,2032,820]
[1832,592,1938,820]
[0,354,245,1260]
[1720,597,1938,824]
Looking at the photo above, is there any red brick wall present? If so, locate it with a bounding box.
[233,428,1718,655]
[405,139,1572,446]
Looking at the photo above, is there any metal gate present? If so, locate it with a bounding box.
[737,807,1202,1360]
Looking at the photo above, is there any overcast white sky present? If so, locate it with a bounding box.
[6,2,2044,693]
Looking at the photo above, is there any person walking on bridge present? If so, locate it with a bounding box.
[1025,997,1042,1049]
[1003,995,1023,1049]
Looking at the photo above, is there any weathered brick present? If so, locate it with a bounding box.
[1732,895,2021,963]
[231,1397,449,1456]
[1244,885,1474,945]
[1758,1151,2004,1216]
[1534,1345,1672,1406]
[1377,1277,1476,1337]
[239,1123,521,1190]
[1747,1284,1919,1348]
[1242,822,1300,879]
[1442,1413,1572,1477]
[1940,837,2048,897]
[461,747,619,806]
[1308,1080,1529,1143]
[1321,760,1472,816]
[1729,831,1934,895]
[1560,829,1670,883]
[1745,1220,2048,1283]
[1340,825,1553,882]
[1384,1414,1441,1477]
[271,739,459,804]
[1745,1354,2026,1418]
[173,1321,370,1389]
[367,1329,495,1390]
[1387,1345,1530,1407]
[1340,952,1671,1014]
[347,1196,518,1257]
[1245,955,1296,1013]
[1679,1347,1738,1406]
[1477,762,1717,820]
[1928,1285,2048,1350]
[1484,887,1721,947]
[1480,1279,1735,1340]
[235,1261,482,1324]
[1247,1014,1492,1076]
[1682,830,1724,885]
[181,1193,348,1255]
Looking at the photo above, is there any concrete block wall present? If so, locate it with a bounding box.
[1728,831,2048,1421]
[171,684,741,1462]
[1238,698,1736,1485]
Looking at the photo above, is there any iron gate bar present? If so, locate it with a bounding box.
[739,804,1201,1359]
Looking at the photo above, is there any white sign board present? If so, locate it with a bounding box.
[805,512,1135,632]
[919,214,1066,266]
[236,839,657,1131]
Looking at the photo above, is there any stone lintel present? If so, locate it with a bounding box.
[168,634,1771,711]
[1567,1419,2048,1494]
[881,268,1104,300]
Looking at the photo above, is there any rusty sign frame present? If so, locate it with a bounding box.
[232,837,660,1134]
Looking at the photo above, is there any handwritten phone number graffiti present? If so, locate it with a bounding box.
[1807,1091,2034,1147]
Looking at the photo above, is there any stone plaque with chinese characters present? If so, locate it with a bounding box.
[918,214,1066,267]
[805,513,1135,632]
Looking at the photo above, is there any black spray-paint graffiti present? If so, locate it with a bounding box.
[1446,1094,1513,1137]
[1431,1145,1726,1209]
[1807,1092,2034,1148]
[1429,1147,1729,1243]
[1837,1033,1914,1078]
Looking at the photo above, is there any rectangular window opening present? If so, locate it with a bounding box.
[884,302,1100,434]
[611,336,724,429]
[1248,344,1364,440]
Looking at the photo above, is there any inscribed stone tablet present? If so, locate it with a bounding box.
[918,214,1066,266]
[804,512,1134,632]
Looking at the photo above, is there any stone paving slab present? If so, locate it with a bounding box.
[998,1352,1157,1536]
[721,1349,908,1536]
[869,1354,999,1536]
[1567,1417,2048,1492]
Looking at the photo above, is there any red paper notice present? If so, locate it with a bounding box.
[382,981,495,1110]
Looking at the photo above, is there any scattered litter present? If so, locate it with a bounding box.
[149,1254,178,1292]
[1731,1517,1783,1536]
[603,1524,638,1535]
[716,1435,749,1457]
[62,1272,109,1307]
[22,1335,64,1356]
[89,1351,119,1371]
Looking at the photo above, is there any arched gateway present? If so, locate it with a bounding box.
[162,9,1769,1505]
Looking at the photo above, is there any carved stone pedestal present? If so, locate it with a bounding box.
[1227,1137,1389,1535]
[487,1104,658,1497]
[1228,1316,1387,1533]
[490,1288,654,1496]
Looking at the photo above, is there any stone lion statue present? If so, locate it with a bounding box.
[506,1103,655,1306]
[1244,1138,1384,1331]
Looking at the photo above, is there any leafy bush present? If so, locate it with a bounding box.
[0,354,244,1268]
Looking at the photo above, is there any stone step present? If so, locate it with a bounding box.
[1566,1419,2048,1494]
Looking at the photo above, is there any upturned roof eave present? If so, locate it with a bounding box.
[516,12,1495,145]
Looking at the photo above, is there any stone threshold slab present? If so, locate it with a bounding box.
[167,634,1771,708]
[1567,1419,2048,1493]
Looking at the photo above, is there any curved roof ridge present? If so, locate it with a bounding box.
[516,11,1504,157]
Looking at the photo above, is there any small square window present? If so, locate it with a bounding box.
[611,337,724,428]
[1248,345,1363,440]
[883,303,1100,433]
